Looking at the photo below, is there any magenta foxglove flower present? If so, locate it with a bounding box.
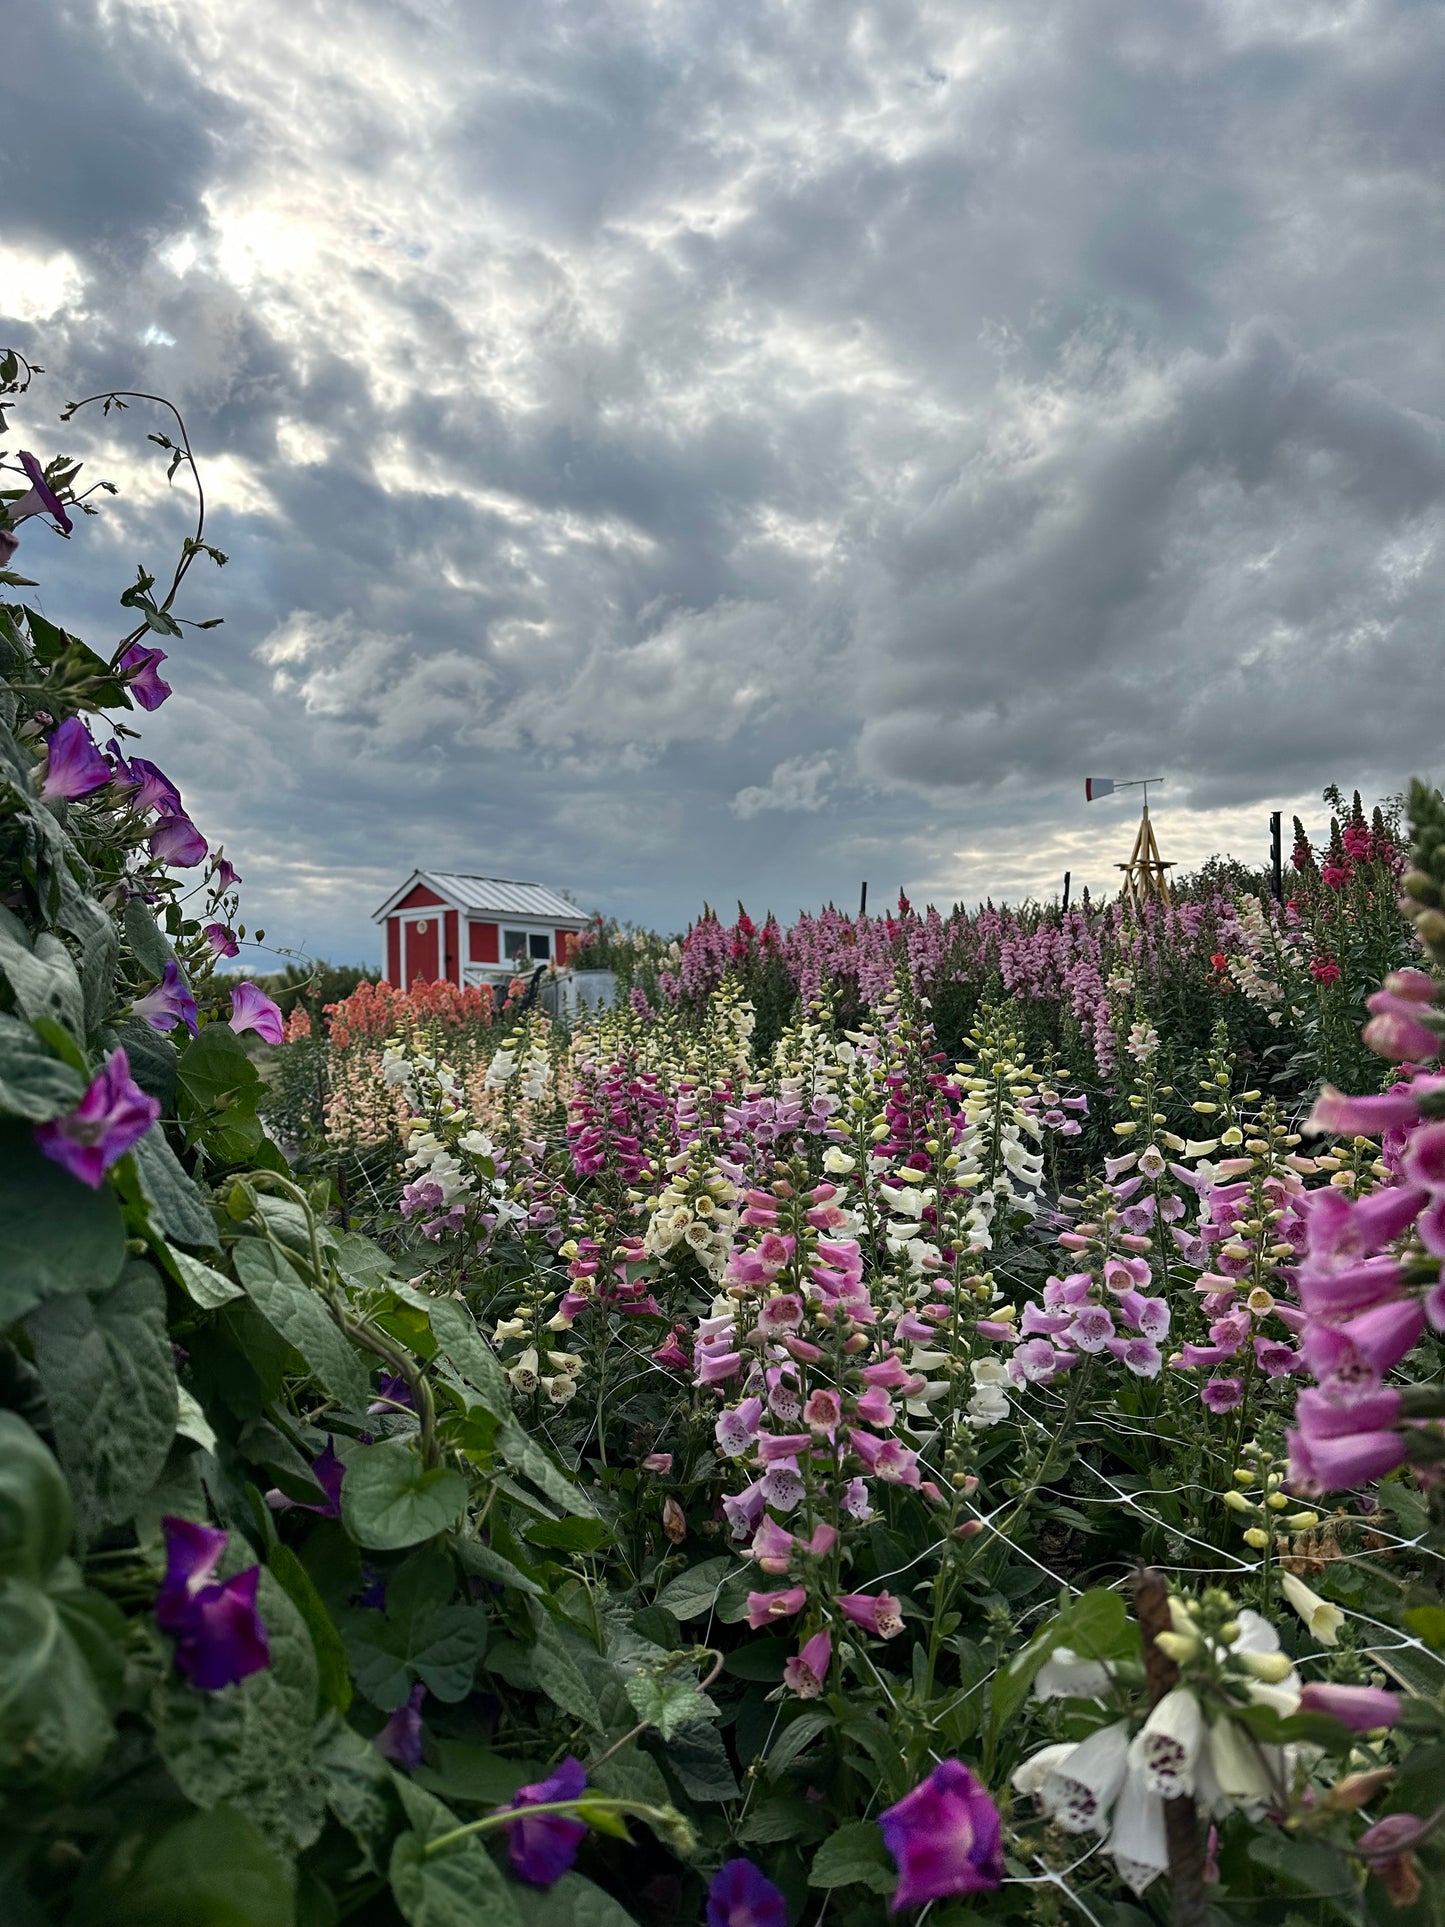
[149,808,209,867]
[838,1590,903,1639]
[155,1516,270,1691]
[1201,1377,1244,1413]
[117,641,172,711]
[1296,1683,1400,1731]
[131,960,199,1035]
[506,1755,588,1885]
[783,1629,832,1698]
[229,981,285,1044]
[40,716,112,801]
[375,1683,428,1769]
[1287,1427,1406,1495]
[746,1587,807,1629]
[12,451,73,533]
[204,923,240,959]
[34,1048,159,1187]
[878,1760,1004,1909]
[706,1857,789,1927]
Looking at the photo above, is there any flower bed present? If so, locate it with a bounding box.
[3,355,1445,1927]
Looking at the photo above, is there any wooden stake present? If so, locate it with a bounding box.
[1133,1567,1210,1927]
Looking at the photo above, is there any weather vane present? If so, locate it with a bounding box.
[1085,776,1173,909]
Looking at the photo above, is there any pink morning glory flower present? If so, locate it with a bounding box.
[33,1048,159,1187]
[130,959,199,1035]
[506,1756,588,1885]
[707,1858,788,1927]
[39,716,112,801]
[155,1516,270,1691]
[117,641,172,711]
[212,855,241,889]
[878,1759,1004,1909]
[11,451,73,533]
[229,981,285,1044]
[205,923,240,959]
[149,808,209,868]
[109,745,183,814]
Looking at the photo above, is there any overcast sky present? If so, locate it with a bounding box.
[4,0,1443,967]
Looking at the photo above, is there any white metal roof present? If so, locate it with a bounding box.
[373,870,590,925]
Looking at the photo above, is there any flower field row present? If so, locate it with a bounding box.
[2,356,1444,1927]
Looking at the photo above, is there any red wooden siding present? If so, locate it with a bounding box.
[386,919,401,985]
[556,928,576,964]
[396,883,445,911]
[468,920,499,963]
[405,917,439,987]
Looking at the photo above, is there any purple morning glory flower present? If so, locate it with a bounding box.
[0,526,17,565]
[230,981,285,1044]
[130,959,199,1036]
[204,923,240,959]
[117,641,172,711]
[149,808,209,868]
[878,1760,1004,1911]
[40,716,113,802]
[33,1048,160,1188]
[155,1515,270,1691]
[707,1858,789,1927]
[506,1756,588,1886]
[375,1683,428,1770]
[12,451,73,534]
[213,855,241,889]
[368,1373,416,1415]
[263,1438,346,1518]
[109,746,183,815]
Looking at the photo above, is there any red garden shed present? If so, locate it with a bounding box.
[373,871,591,991]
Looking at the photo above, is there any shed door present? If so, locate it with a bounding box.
[405,917,440,986]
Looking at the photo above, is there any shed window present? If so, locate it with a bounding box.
[503,930,550,963]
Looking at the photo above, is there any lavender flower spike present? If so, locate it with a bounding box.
[230,981,285,1044]
[155,1515,269,1691]
[131,960,199,1035]
[40,717,113,802]
[34,1048,159,1187]
[117,641,172,711]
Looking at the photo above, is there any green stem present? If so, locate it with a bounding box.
[423,1796,680,1859]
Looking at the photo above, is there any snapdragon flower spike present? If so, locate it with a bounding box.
[155,1516,270,1691]
[117,640,172,710]
[877,1759,1005,1909]
[39,716,112,801]
[34,1048,159,1187]
[130,959,199,1036]
[505,1756,589,1885]
[706,1858,789,1927]
[229,980,286,1044]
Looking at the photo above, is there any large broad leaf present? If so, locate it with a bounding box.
[314,1716,397,1873]
[0,905,84,1033]
[809,1821,897,1895]
[56,886,120,1035]
[0,1012,84,1121]
[0,1574,119,1795]
[658,1719,739,1802]
[512,1874,644,1926]
[231,1239,369,1409]
[653,1557,735,1622]
[390,1830,523,1927]
[343,1548,488,1711]
[176,1026,265,1161]
[0,1121,125,1323]
[993,1588,1134,1733]
[73,1803,295,1927]
[168,1246,245,1308]
[524,1610,604,1732]
[268,1543,352,1715]
[622,1672,717,1742]
[0,1411,72,1583]
[132,1126,220,1249]
[123,898,176,979]
[151,1569,326,1862]
[26,1260,178,1541]
[111,1017,179,1108]
[428,1298,509,1412]
[342,1439,467,1550]
[496,1419,598,1521]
